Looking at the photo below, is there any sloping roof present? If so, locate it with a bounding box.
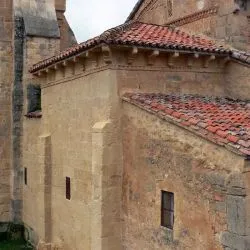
[126,0,145,22]
[122,93,250,157]
[30,21,232,73]
[231,51,250,65]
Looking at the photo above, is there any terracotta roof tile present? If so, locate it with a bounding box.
[30,21,233,73]
[122,93,250,157]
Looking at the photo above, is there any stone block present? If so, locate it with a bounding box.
[215,201,226,213]
[226,195,246,235]
[226,173,245,189]
[205,172,225,187]
[220,232,247,250]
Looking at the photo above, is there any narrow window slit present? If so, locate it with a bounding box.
[66,177,71,200]
[24,168,27,185]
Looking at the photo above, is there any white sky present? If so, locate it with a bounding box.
[65,0,138,43]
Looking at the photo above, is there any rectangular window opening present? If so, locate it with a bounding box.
[161,190,174,229]
[24,168,27,185]
[66,177,71,200]
[27,84,41,114]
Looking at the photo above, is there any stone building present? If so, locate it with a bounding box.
[0,0,76,244]
[0,0,250,249]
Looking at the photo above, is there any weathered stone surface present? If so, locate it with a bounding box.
[122,103,242,249]
[226,173,245,189]
[15,0,60,38]
[220,231,247,249]
[226,195,246,236]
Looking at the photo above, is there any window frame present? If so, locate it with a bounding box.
[161,190,174,230]
[27,84,41,114]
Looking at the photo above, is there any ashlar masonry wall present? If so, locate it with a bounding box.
[0,0,13,222]
[27,49,124,249]
[224,62,250,101]
[114,49,249,101]
[131,0,215,25]
[122,102,248,250]
[22,37,60,246]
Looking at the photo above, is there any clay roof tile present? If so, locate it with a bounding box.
[123,93,250,157]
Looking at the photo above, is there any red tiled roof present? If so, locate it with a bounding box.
[122,93,250,157]
[30,21,231,73]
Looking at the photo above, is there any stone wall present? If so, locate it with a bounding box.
[122,102,247,249]
[24,64,123,249]
[131,0,215,25]
[11,0,76,245]
[215,0,250,51]
[178,15,217,37]
[114,51,249,100]
[224,62,250,101]
[22,36,60,248]
[54,0,77,50]
[0,0,13,222]
[26,45,249,248]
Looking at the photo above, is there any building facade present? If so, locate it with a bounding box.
[0,0,250,250]
[0,0,76,246]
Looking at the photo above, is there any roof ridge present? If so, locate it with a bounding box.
[99,21,137,41]
[29,22,249,73]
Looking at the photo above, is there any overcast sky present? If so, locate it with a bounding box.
[65,0,138,43]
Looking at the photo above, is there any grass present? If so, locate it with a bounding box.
[0,239,33,250]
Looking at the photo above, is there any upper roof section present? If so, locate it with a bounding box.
[126,0,250,51]
[123,93,250,157]
[30,21,240,73]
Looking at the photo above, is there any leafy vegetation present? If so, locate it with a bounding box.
[0,239,33,250]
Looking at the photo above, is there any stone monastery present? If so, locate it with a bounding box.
[0,0,250,249]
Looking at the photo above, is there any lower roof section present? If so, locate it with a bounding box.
[122,93,250,157]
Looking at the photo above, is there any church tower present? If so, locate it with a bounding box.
[0,0,76,245]
[0,0,13,223]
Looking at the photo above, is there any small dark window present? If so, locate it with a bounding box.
[66,177,71,200]
[24,168,27,185]
[161,191,174,229]
[27,84,41,113]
